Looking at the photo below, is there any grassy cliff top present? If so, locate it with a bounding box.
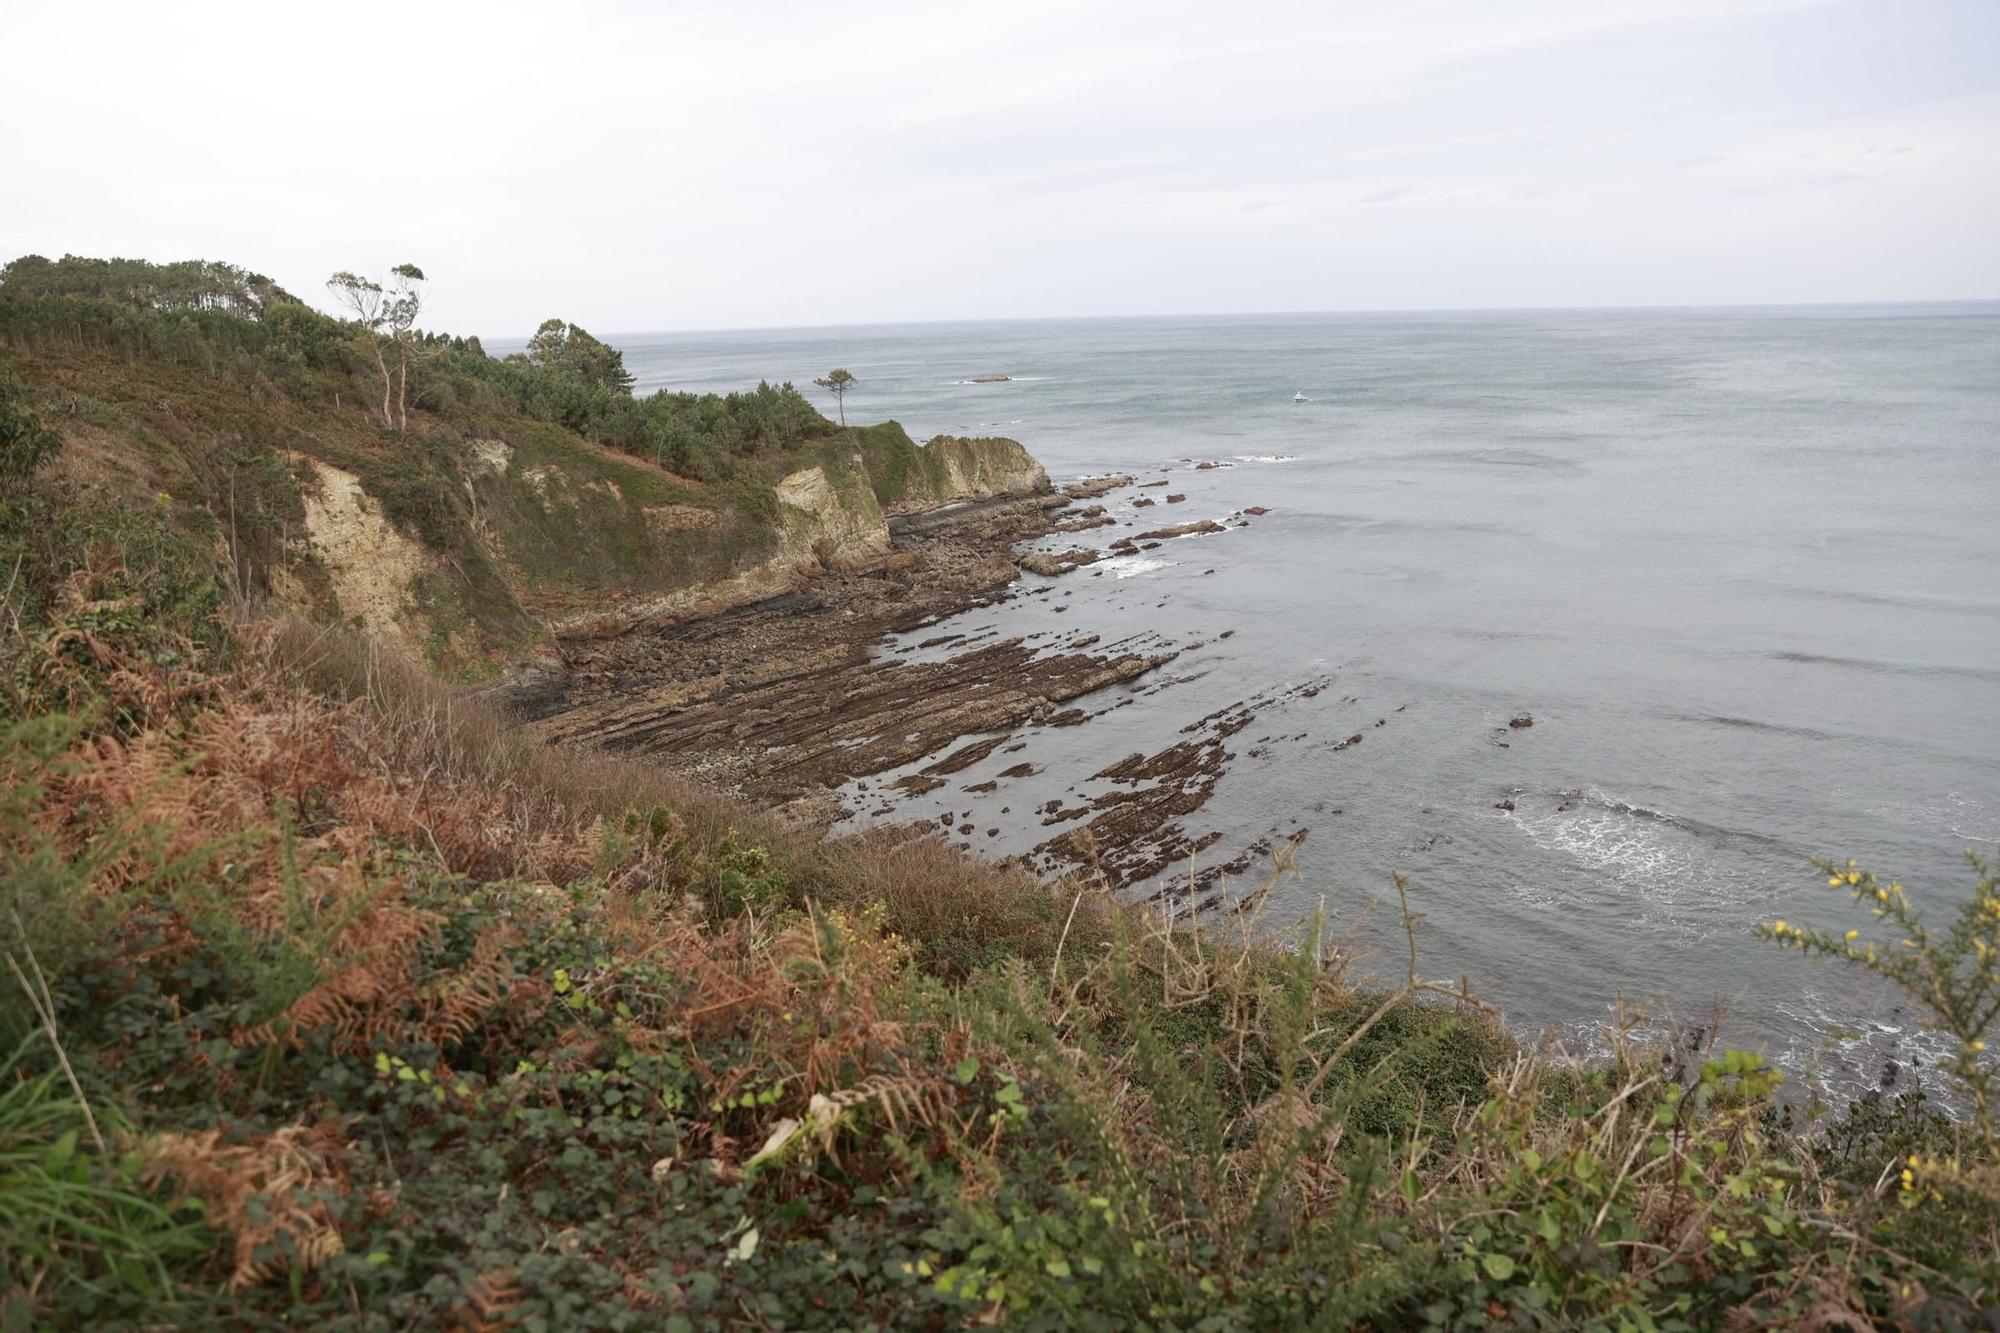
[0,257,1042,677]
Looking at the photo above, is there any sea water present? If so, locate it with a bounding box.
[602,305,2000,1097]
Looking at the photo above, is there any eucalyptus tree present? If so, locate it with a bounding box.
[325,263,427,430]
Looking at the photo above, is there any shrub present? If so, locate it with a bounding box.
[0,363,62,495]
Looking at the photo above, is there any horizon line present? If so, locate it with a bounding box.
[479,295,2000,345]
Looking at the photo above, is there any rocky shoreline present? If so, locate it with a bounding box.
[500,460,1309,902]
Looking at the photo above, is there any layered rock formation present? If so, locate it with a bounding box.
[549,430,1051,639]
[866,430,1051,515]
[507,472,1158,825]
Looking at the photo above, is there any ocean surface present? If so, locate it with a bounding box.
[602,306,2000,1098]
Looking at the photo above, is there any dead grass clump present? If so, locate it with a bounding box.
[819,829,1098,978]
[258,614,1121,981]
[260,615,754,850]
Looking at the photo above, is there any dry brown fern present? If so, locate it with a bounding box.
[451,1265,526,1332]
[812,1071,950,1138]
[141,1122,349,1289]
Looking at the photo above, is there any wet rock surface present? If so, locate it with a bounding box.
[500,464,1350,913]
[1018,547,1103,577]
[1063,473,1134,500]
[1133,519,1227,542]
[505,480,1178,816]
[1029,677,1336,891]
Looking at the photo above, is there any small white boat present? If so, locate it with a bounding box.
[1293,391,1308,403]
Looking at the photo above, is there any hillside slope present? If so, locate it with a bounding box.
[0,260,1046,676]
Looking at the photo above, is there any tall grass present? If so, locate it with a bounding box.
[1,486,1993,1325]
[0,1028,207,1314]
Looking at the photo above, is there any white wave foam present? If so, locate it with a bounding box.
[1514,804,1684,882]
[1100,555,1172,579]
[1769,986,1966,1112]
[1505,793,1751,940]
[1869,789,2000,846]
[1232,454,1299,464]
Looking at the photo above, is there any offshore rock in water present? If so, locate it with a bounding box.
[1133,519,1226,542]
[1018,547,1101,577]
[1062,473,1134,500]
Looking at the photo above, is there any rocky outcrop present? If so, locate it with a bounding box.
[1134,519,1226,542]
[295,457,433,660]
[1065,474,1134,500]
[893,434,1050,513]
[1018,547,1101,577]
[775,455,891,569]
[517,491,1177,815]
[558,451,893,639]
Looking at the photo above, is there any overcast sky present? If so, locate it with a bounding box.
[3,0,1996,336]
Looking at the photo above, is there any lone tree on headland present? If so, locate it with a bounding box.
[814,368,855,426]
[326,263,427,430]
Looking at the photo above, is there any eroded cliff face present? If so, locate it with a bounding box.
[776,454,891,568]
[295,457,436,661]
[895,434,1050,514]
[551,449,898,640]
[292,424,1052,655]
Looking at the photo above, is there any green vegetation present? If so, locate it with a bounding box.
[325,264,428,430]
[814,367,856,426]
[0,364,63,495]
[524,317,636,396]
[0,254,862,673]
[0,253,833,482]
[0,253,295,316]
[0,256,1993,1328]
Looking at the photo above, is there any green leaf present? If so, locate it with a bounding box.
[1482,1252,1516,1281]
[953,1057,982,1085]
[44,1128,78,1173]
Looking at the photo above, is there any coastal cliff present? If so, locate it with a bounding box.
[0,280,1051,669]
[848,423,1050,514]
[547,428,1052,640]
